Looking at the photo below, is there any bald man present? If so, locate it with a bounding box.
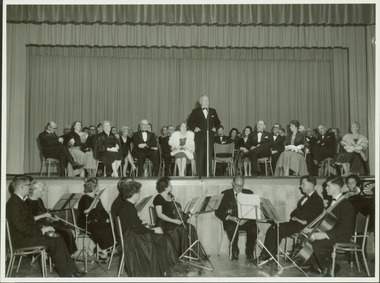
[38,121,83,176]
[187,95,221,177]
[132,119,159,176]
[215,176,257,264]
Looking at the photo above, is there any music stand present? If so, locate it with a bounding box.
[181,190,214,272]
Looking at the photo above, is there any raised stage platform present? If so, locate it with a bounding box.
[4,176,376,256]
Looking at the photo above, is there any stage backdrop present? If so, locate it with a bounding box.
[5,5,375,174]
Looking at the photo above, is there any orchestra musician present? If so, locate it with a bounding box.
[302,176,355,276]
[215,176,257,264]
[259,175,324,262]
[25,181,77,254]
[77,177,114,261]
[153,176,199,256]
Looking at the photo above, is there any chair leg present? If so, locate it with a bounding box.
[331,247,337,277]
[6,255,15,277]
[118,253,125,277]
[47,162,51,177]
[361,250,371,276]
[354,251,360,272]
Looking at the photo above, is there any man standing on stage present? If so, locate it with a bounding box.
[187,95,221,177]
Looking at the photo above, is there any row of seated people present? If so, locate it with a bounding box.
[7,173,373,277]
[39,117,369,178]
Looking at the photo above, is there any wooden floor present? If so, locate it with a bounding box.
[5,250,376,280]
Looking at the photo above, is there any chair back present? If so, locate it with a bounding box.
[214,143,234,158]
[108,211,117,244]
[5,220,14,256]
[354,213,370,249]
[149,206,158,226]
[115,217,124,251]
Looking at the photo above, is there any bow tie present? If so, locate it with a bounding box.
[257,131,263,134]
[274,134,278,137]
[142,131,147,133]
[202,108,208,111]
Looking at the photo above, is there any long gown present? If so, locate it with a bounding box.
[153,194,199,257]
[112,197,178,277]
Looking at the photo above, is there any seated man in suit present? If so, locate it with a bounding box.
[245,120,273,176]
[38,121,83,176]
[259,175,324,262]
[303,176,355,276]
[215,176,257,264]
[270,123,285,170]
[159,125,175,176]
[6,175,85,277]
[307,124,336,176]
[132,119,159,176]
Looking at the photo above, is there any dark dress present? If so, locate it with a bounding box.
[77,194,114,250]
[93,131,122,165]
[111,197,178,277]
[25,198,77,254]
[153,194,199,256]
[119,136,132,159]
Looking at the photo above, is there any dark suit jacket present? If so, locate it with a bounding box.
[38,130,62,158]
[215,135,232,145]
[246,131,273,155]
[6,194,43,248]
[93,131,120,159]
[271,134,285,154]
[215,188,253,227]
[312,132,336,158]
[326,198,355,243]
[132,131,158,149]
[187,107,221,140]
[159,136,171,155]
[290,191,324,224]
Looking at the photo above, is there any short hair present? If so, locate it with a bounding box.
[300,175,316,186]
[29,180,46,196]
[119,180,142,199]
[257,120,266,126]
[346,174,361,186]
[101,120,111,128]
[351,121,361,130]
[271,123,282,132]
[242,126,253,137]
[71,121,82,132]
[9,175,33,194]
[160,126,168,136]
[176,122,188,131]
[83,178,98,193]
[289,120,300,129]
[229,128,238,137]
[89,125,96,129]
[156,176,171,193]
[326,176,344,188]
[232,175,245,185]
[117,177,134,192]
[120,126,129,133]
[97,123,102,128]
[218,125,224,131]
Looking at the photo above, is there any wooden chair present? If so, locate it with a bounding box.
[115,217,125,277]
[257,157,274,176]
[213,143,235,177]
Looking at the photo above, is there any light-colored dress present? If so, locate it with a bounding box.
[169,131,195,161]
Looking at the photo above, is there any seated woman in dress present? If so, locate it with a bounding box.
[111,178,178,277]
[169,122,195,176]
[25,181,77,255]
[119,126,136,177]
[234,126,253,176]
[66,121,97,177]
[93,120,122,177]
[275,120,308,176]
[334,121,369,176]
[153,176,199,256]
[77,178,114,261]
[343,174,361,195]
[228,127,240,147]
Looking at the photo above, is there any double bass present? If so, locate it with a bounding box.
[291,192,354,265]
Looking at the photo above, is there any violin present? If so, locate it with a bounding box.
[291,192,354,264]
[168,192,189,224]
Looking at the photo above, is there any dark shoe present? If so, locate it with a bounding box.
[259,253,270,262]
[324,264,340,277]
[246,255,255,265]
[72,163,84,170]
[231,251,239,261]
[305,265,323,275]
[71,270,86,277]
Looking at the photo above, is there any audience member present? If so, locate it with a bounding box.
[119,126,136,177]
[158,126,168,144]
[215,125,231,144]
[96,123,103,134]
[159,125,175,176]
[38,121,83,176]
[214,125,233,176]
[235,126,253,176]
[245,120,273,176]
[169,122,195,176]
[334,121,369,176]
[228,128,240,147]
[93,120,122,177]
[275,120,308,176]
[132,119,159,176]
[331,128,343,154]
[111,127,120,140]
[270,123,285,170]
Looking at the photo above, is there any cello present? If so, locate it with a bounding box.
[291,192,354,265]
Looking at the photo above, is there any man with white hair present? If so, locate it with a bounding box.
[187,95,221,177]
[132,119,159,176]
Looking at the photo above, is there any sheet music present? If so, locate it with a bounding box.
[51,193,83,211]
[236,193,261,220]
[260,197,284,223]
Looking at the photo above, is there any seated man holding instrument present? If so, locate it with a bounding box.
[259,175,324,262]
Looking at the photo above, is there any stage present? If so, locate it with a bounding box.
[4,176,375,256]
